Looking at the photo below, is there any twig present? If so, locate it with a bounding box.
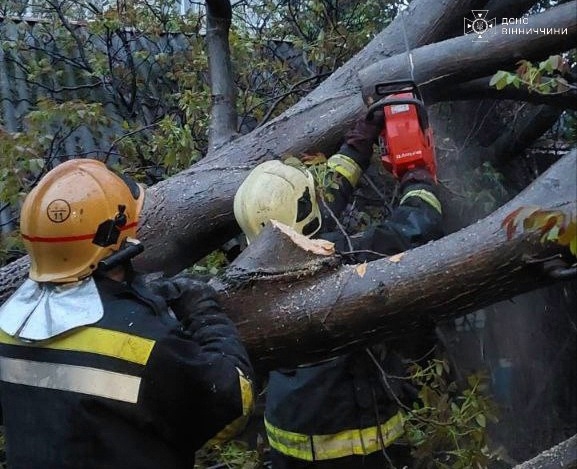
[365,348,451,427]
[319,197,353,252]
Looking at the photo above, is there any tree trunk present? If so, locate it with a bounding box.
[205,0,238,153]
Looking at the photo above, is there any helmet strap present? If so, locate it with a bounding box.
[96,238,144,274]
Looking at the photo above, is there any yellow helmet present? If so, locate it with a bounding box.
[20,159,145,283]
[233,160,322,243]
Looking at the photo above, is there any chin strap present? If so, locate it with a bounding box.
[97,238,144,273]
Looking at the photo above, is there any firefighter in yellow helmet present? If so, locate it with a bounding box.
[0,159,254,468]
[20,158,145,283]
[234,113,444,468]
[234,160,322,242]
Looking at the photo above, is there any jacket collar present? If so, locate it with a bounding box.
[0,277,104,342]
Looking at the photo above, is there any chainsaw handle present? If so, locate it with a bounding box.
[375,80,419,97]
[366,97,430,131]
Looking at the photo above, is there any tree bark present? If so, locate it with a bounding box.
[211,150,576,371]
[514,434,577,469]
[0,256,30,304]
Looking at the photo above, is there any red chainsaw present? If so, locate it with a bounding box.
[367,80,437,182]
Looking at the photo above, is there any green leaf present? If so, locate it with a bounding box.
[489,70,507,88]
[548,55,564,72]
[539,82,551,94]
[475,413,486,428]
[539,58,553,73]
[435,361,443,376]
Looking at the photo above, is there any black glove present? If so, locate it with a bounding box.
[147,274,220,329]
[400,167,436,192]
[340,111,384,170]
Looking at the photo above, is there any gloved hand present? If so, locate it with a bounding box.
[400,166,436,189]
[341,111,384,169]
[147,274,220,329]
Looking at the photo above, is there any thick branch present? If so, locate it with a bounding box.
[514,434,577,469]
[492,104,563,166]
[432,76,577,110]
[359,1,577,101]
[225,220,336,277]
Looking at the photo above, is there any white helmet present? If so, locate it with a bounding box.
[234,160,322,243]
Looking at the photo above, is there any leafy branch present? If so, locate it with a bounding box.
[490,54,575,95]
[403,359,499,469]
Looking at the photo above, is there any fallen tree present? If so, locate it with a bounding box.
[0,0,575,464]
[1,1,574,300]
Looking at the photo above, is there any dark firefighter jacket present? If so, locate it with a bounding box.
[265,144,444,463]
[0,274,254,469]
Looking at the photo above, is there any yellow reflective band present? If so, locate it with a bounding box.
[238,367,255,416]
[265,412,405,461]
[0,356,141,403]
[400,189,442,215]
[265,418,314,461]
[204,368,255,447]
[0,327,155,365]
[327,154,363,187]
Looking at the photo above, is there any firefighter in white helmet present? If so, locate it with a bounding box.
[0,159,254,468]
[234,113,444,468]
[234,160,322,242]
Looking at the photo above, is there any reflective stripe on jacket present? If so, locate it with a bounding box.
[264,351,412,461]
[265,411,404,461]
